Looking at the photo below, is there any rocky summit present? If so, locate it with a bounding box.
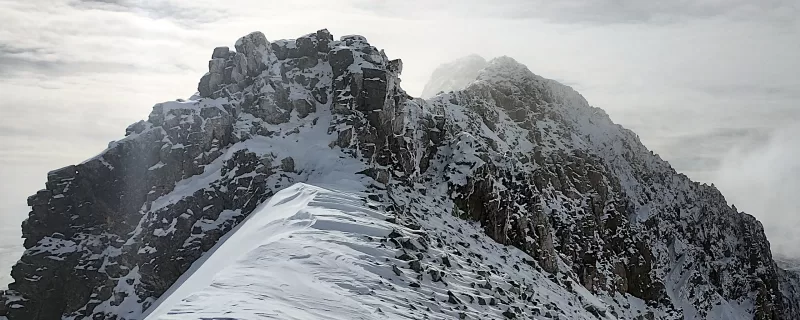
[1,29,798,320]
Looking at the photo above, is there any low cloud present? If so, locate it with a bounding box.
[0,47,158,77]
[68,0,229,25]
[503,0,797,25]
[699,84,800,100]
[713,124,800,257]
[353,0,799,25]
[0,0,212,81]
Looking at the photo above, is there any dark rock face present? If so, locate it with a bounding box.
[2,29,798,320]
[360,68,388,112]
[211,46,230,59]
[5,98,247,319]
[442,103,668,305]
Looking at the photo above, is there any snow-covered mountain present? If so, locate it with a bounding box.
[1,29,798,319]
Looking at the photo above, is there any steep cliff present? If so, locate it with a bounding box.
[1,29,797,320]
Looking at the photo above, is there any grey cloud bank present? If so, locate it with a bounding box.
[0,0,798,287]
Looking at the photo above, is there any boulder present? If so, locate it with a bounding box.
[316,29,333,52]
[258,97,291,125]
[198,72,224,98]
[211,46,230,59]
[409,260,422,272]
[388,59,403,74]
[392,265,403,277]
[235,31,270,77]
[447,291,460,304]
[329,48,355,79]
[295,34,318,58]
[281,157,295,173]
[125,120,148,136]
[293,99,315,119]
[295,56,318,70]
[270,40,291,60]
[231,53,248,84]
[208,58,226,74]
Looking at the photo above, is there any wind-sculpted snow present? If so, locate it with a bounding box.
[144,183,667,320]
[1,29,797,320]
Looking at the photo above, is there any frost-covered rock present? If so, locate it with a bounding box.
[2,29,798,320]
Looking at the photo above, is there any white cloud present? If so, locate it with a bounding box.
[712,124,800,257]
[352,0,799,25]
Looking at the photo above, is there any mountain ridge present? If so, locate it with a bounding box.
[1,29,797,319]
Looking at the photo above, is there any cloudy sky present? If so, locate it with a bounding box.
[1,0,798,287]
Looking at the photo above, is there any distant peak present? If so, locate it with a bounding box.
[477,56,536,84]
[421,55,544,99]
[420,54,487,98]
[485,56,528,71]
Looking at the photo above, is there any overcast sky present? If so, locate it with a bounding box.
[1,0,798,286]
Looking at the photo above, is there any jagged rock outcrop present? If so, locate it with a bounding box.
[2,29,798,320]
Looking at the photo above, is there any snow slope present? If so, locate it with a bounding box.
[145,183,653,320]
[144,183,379,319]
